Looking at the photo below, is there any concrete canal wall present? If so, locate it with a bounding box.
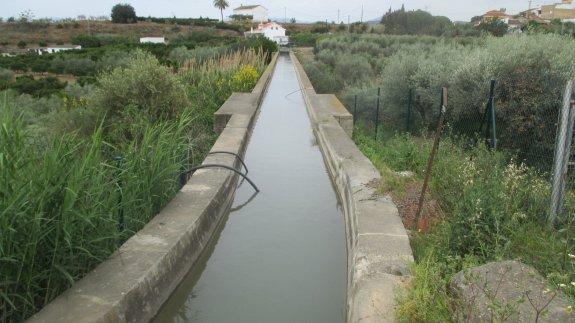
[291,52,414,322]
[28,53,278,323]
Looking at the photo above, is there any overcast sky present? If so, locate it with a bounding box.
[0,1,545,23]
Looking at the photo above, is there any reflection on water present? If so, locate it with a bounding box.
[154,54,346,323]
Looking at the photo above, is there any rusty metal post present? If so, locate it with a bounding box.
[414,87,448,228]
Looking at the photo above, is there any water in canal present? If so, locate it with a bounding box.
[154,54,346,323]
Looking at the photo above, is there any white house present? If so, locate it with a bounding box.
[32,45,82,55]
[245,22,289,45]
[233,5,268,22]
[140,37,166,44]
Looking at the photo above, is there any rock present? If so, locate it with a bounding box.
[395,171,415,178]
[450,260,575,322]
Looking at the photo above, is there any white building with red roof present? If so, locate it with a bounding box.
[245,22,289,45]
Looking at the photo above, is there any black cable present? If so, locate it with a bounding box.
[186,164,260,192]
[208,151,249,175]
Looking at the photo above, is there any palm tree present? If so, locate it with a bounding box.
[213,0,229,22]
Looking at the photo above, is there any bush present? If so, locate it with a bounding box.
[92,50,189,127]
[234,36,278,61]
[71,34,102,47]
[381,8,454,36]
[303,61,343,93]
[38,40,48,47]
[111,3,137,24]
[333,55,372,85]
[0,68,13,81]
[10,75,67,97]
[290,32,320,47]
[309,33,575,168]
[231,65,259,92]
[17,40,27,48]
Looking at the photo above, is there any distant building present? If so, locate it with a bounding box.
[507,19,524,32]
[233,5,268,23]
[31,45,82,55]
[140,37,166,44]
[539,0,575,21]
[479,9,512,25]
[245,22,288,45]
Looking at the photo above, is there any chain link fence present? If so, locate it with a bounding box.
[343,77,575,225]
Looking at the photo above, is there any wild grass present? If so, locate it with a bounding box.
[0,47,267,321]
[354,130,575,321]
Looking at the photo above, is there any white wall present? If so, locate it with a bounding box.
[140,37,165,44]
[234,6,268,22]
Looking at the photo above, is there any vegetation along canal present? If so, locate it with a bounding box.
[154,53,347,322]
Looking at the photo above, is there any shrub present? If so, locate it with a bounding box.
[71,34,101,47]
[111,3,137,24]
[92,50,189,125]
[38,40,48,47]
[10,75,67,97]
[0,68,13,81]
[168,46,228,66]
[333,55,372,85]
[231,65,259,92]
[303,61,343,93]
[290,32,320,47]
[17,40,27,48]
[309,33,575,168]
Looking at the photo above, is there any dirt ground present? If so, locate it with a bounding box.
[387,178,444,232]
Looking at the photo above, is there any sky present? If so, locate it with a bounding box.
[0,1,544,23]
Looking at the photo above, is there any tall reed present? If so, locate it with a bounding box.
[0,47,268,322]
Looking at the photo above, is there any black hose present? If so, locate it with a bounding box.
[208,151,249,175]
[186,164,260,192]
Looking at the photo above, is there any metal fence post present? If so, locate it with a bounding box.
[550,80,575,225]
[374,87,380,140]
[415,87,448,228]
[353,94,357,126]
[406,88,412,133]
[488,80,498,149]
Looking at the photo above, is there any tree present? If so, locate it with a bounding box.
[380,8,452,36]
[111,3,137,24]
[213,0,229,22]
[478,19,508,37]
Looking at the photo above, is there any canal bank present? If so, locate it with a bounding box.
[291,52,413,322]
[154,53,347,322]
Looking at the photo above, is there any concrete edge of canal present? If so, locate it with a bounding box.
[27,52,279,323]
[290,51,414,323]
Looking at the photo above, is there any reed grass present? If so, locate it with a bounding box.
[0,47,268,322]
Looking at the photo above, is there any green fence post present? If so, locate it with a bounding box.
[353,94,357,125]
[406,88,412,133]
[488,80,497,149]
[374,87,380,140]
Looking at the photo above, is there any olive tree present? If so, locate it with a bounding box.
[111,3,137,24]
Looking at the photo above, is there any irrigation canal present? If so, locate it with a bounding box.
[153,53,347,322]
